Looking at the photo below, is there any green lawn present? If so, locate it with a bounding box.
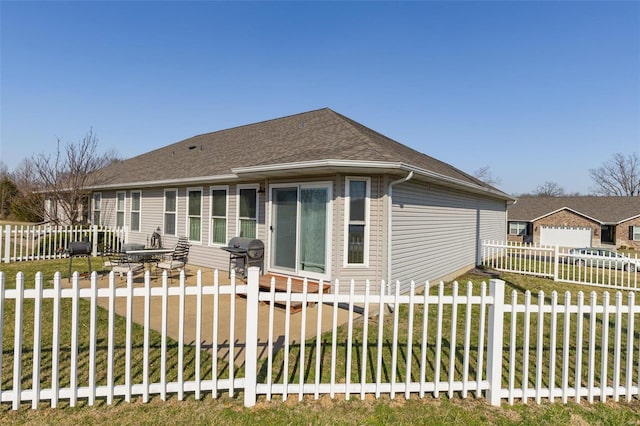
[1,259,639,425]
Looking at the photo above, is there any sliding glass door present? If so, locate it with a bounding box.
[270,183,331,280]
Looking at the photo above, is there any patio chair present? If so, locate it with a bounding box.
[156,236,190,280]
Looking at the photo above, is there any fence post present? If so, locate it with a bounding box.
[553,245,559,282]
[243,266,260,407]
[91,225,99,257]
[486,278,506,407]
[3,225,11,264]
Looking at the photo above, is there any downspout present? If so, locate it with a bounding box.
[387,171,414,296]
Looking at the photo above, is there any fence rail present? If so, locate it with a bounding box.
[1,267,639,410]
[1,224,126,263]
[482,240,639,291]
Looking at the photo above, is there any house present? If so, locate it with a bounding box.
[88,108,514,293]
[507,196,640,249]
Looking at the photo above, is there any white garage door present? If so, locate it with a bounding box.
[540,226,592,248]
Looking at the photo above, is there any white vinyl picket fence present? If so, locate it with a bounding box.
[1,267,639,410]
[0,224,126,263]
[482,240,639,291]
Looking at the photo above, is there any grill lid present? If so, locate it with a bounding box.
[68,241,92,255]
[226,237,264,259]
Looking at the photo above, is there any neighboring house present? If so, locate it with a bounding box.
[89,108,514,294]
[43,195,89,225]
[507,196,640,249]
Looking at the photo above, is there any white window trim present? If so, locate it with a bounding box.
[509,222,528,236]
[236,184,260,238]
[209,185,229,246]
[267,181,333,282]
[186,186,203,244]
[130,190,142,232]
[343,177,370,268]
[92,192,102,226]
[163,188,178,237]
[116,191,126,228]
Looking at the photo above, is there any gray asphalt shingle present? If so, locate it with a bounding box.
[95,108,497,191]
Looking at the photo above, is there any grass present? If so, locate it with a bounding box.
[1,259,640,425]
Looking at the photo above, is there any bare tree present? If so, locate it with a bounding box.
[29,129,120,225]
[473,165,502,187]
[9,158,45,222]
[589,153,640,196]
[533,181,565,197]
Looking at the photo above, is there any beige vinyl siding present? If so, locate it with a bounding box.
[391,180,507,294]
[97,190,117,228]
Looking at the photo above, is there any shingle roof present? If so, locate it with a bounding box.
[508,196,640,223]
[95,108,503,195]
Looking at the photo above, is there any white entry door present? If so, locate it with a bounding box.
[270,183,332,281]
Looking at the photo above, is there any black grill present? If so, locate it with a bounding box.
[67,240,93,281]
[68,241,92,256]
[221,237,264,277]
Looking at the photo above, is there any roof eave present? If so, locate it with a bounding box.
[531,207,604,224]
[233,160,515,201]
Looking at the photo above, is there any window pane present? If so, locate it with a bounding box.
[348,224,365,264]
[189,217,201,241]
[349,181,366,221]
[93,211,101,226]
[165,191,176,212]
[93,194,101,210]
[239,218,256,238]
[165,213,176,235]
[116,212,124,227]
[117,193,125,211]
[300,188,327,273]
[131,212,140,231]
[240,189,257,218]
[212,190,226,217]
[634,226,640,241]
[212,217,226,244]
[132,192,141,210]
[188,190,201,216]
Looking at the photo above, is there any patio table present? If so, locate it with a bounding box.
[125,248,175,273]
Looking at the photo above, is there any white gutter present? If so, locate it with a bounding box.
[234,160,514,202]
[387,171,414,297]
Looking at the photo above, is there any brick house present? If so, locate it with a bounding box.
[507,196,640,249]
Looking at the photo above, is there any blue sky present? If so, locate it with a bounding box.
[1,1,639,195]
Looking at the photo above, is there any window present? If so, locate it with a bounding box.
[631,226,640,241]
[130,191,141,232]
[237,186,258,238]
[509,222,528,236]
[210,187,228,245]
[164,189,178,236]
[187,188,202,243]
[92,193,102,225]
[116,192,126,227]
[345,178,369,265]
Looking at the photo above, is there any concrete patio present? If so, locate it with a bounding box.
[66,265,355,366]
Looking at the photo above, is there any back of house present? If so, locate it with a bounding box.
[89,108,514,293]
